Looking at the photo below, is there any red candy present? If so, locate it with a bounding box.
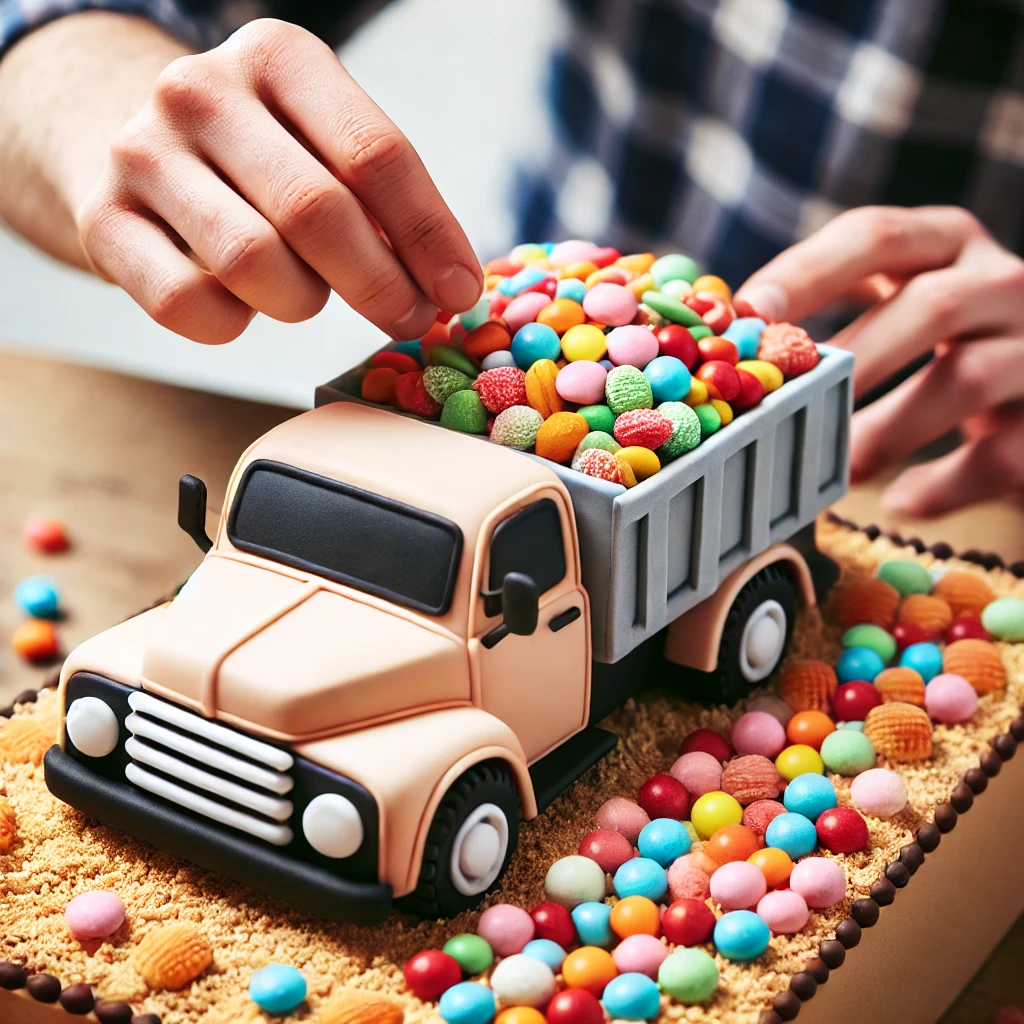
[742,799,787,838]
[684,295,715,316]
[530,900,578,948]
[591,247,621,268]
[486,257,524,277]
[655,325,699,369]
[394,372,442,419]
[893,620,932,649]
[696,336,739,366]
[613,409,674,450]
[579,829,635,874]
[23,517,68,554]
[638,774,691,820]
[474,367,528,414]
[946,616,991,643]
[695,361,741,401]
[660,898,716,946]
[757,323,820,377]
[701,298,734,335]
[545,988,606,1024]
[360,366,400,405]
[832,681,882,722]
[372,350,421,374]
[815,806,869,854]
[522,277,558,298]
[730,369,765,412]
[403,950,462,1001]
[679,728,732,763]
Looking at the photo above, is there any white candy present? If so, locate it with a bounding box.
[544,855,607,909]
[850,768,907,819]
[489,954,556,1008]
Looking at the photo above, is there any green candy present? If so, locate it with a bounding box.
[820,729,876,776]
[841,623,896,665]
[877,559,932,596]
[605,366,653,415]
[577,431,621,455]
[430,344,478,378]
[641,290,704,328]
[577,404,617,433]
[442,933,494,976]
[490,405,542,450]
[650,253,701,289]
[657,401,702,458]
[688,325,714,341]
[440,390,487,434]
[981,596,1024,641]
[693,403,722,440]
[423,366,473,404]
[658,947,719,1003]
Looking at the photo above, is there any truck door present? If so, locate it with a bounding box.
[471,497,589,763]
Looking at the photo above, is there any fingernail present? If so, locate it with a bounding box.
[435,263,482,313]
[391,298,437,340]
[735,282,788,323]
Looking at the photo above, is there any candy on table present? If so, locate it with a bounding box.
[862,703,933,761]
[925,672,979,723]
[833,577,901,630]
[477,904,535,956]
[438,981,496,1024]
[636,818,691,866]
[544,988,606,1024]
[689,790,743,839]
[877,559,933,596]
[578,829,635,874]
[788,857,846,909]
[705,823,760,865]
[981,596,1024,641]
[756,888,810,934]
[595,796,651,843]
[819,727,877,775]
[613,857,668,901]
[764,811,817,859]
[64,891,126,941]
[679,727,733,762]
[836,645,885,683]
[489,954,556,1008]
[720,753,785,804]
[841,623,897,665]
[23,517,69,553]
[248,964,307,1015]
[561,946,618,997]
[666,852,713,902]
[404,950,463,1001]
[873,666,926,706]
[898,641,944,682]
[521,938,567,973]
[785,710,836,750]
[611,934,670,980]
[942,638,1006,694]
[747,846,794,888]
[742,798,788,837]
[946,616,991,643]
[849,767,907,818]
[571,902,615,948]
[11,619,59,662]
[775,743,825,782]
[710,860,767,911]
[815,806,869,854]
[730,710,787,759]
[601,972,662,1020]
[832,680,883,721]
[14,576,60,619]
[779,659,838,714]
[530,900,577,948]
[713,910,770,962]
[443,934,494,976]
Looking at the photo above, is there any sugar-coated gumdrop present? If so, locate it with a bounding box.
[474,367,527,414]
[423,365,473,404]
[576,447,624,484]
[613,409,674,450]
[490,405,543,450]
[657,401,702,457]
[606,365,654,414]
[394,371,443,418]
[666,852,714,902]
[742,799,788,838]
[441,391,488,434]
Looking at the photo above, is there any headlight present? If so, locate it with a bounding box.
[302,793,364,858]
[66,696,120,758]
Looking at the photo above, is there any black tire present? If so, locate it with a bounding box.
[396,760,520,918]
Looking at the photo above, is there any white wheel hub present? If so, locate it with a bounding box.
[738,599,787,682]
[450,802,509,896]
[66,697,120,758]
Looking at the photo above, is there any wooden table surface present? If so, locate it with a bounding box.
[1,345,1022,1020]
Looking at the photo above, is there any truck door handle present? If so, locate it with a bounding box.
[549,607,581,632]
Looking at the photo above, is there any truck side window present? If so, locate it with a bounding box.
[488,500,566,600]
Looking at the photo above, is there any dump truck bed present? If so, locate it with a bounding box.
[318,344,854,663]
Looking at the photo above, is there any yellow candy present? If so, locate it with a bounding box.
[561,323,608,362]
[615,252,656,274]
[616,446,661,481]
[561,260,599,281]
[683,378,709,407]
[626,273,655,300]
[615,456,638,488]
[485,273,505,291]
[737,359,784,393]
[691,274,732,301]
[690,791,743,840]
[511,243,549,265]
[710,398,733,425]
[525,359,565,418]
[586,266,633,289]
[775,744,825,781]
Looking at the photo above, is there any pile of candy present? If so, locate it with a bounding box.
[10,518,68,663]
[403,561,1023,1023]
[350,241,821,488]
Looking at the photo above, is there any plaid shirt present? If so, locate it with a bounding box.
[3,0,1024,289]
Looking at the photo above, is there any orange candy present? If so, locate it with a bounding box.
[626,273,655,300]
[561,260,600,281]
[524,359,565,418]
[535,412,590,463]
[11,619,58,662]
[748,846,794,888]
[360,367,399,405]
[785,710,836,751]
[615,253,656,274]
[536,298,587,336]
[705,823,760,865]
[462,320,512,360]
[691,274,732,300]
[496,1010,546,1024]
[609,895,661,939]
[562,946,617,997]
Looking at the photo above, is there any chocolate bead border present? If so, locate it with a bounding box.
[0,965,158,1024]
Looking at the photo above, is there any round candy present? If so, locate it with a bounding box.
[680,728,732,762]
[595,796,650,844]
[23,517,68,553]
[660,897,715,946]
[832,681,882,722]
[747,846,793,889]
[545,856,607,909]
[637,818,691,867]
[477,905,534,957]
[695,361,740,401]
[561,323,609,363]
[361,366,400,404]
[690,791,743,839]
[775,744,824,781]
[556,361,607,405]
[495,1009,546,1024]
[713,910,770,961]
[731,711,787,759]
[617,446,661,481]
[611,935,670,980]
[249,964,307,1015]
[607,326,659,369]
[697,335,740,366]
[465,321,514,361]
[756,889,809,934]
[657,401,702,457]
[981,596,1024,641]
[743,799,788,838]
[657,947,719,1003]
[439,982,496,1024]
[789,856,846,908]
[11,619,58,661]
[643,356,691,403]
[14,576,60,619]
[693,403,722,439]
[764,812,817,858]
[899,641,943,682]
[705,824,759,865]
[638,774,690,822]
[785,710,835,750]
[893,620,932,650]
[521,938,567,973]
[650,254,701,288]
[535,411,590,463]
[841,623,897,665]
[583,282,638,327]
[443,934,494,976]
[551,240,601,266]
[820,728,876,776]
[736,359,783,393]
[601,972,661,1020]
[614,857,668,901]
[64,891,126,941]
[530,900,577,949]
[722,318,766,361]
[459,295,491,332]
[946,616,991,643]
[878,559,932,596]
[545,988,605,1024]
[783,773,837,821]
[562,946,618,997]
[816,805,869,854]
[556,278,588,302]
[655,325,700,368]
[849,767,907,819]
[490,405,543,450]
[538,298,587,335]
[489,954,556,1008]
[571,901,615,948]
[666,853,713,902]
[610,895,662,939]
[669,752,724,800]
[576,404,616,434]
[511,322,561,369]
[432,344,479,378]
[578,829,634,875]
[606,365,654,414]
[709,861,767,911]
[837,646,885,683]
[925,672,978,724]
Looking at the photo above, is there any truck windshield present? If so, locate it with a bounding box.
[227,461,463,615]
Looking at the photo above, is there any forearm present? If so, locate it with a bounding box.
[0,11,190,269]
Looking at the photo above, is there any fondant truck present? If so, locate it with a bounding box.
[45,345,853,924]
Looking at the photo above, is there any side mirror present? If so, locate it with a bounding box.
[178,474,213,554]
[482,573,540,649]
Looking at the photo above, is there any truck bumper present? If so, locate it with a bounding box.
[44,745,394,925]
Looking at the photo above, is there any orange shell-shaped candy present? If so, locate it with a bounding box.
[132,923,213,990]
[524,359,565,419]
[0,717,51,767]
[863,702,933,762]
[0,798,17,854]
[318,992,404,1024]
[874,666,926,707]
[942,638,1006,695]
[833,578,901,629]
[535,412,589,464]
[932,570,997,618]
[898,593,953,635]
[779,660,838,714]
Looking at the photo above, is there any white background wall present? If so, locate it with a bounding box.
[0,0,553,407]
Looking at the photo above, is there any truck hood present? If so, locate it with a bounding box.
[141,556,469,738]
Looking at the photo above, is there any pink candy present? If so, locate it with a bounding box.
[504,292,552,334]
[549,239,602,267]
[477,903,535,956]
[731,711,786,759]
[924,672,978,724]
[556,361,608,405]
[583,283,638,327]
[612,934,670,978]
[745,694,795,728]
[709,861,767,911]
[850,768,907,819]
[667,852,713,902]
[669,751,723,799]
[606,325,659,368]
[756,889,809,934]
[789,857,846,909]
[595,797,650,845]
[64,890,126,941]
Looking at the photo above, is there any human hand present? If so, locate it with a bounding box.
[76,19,482,344]
[734,206,1024,516]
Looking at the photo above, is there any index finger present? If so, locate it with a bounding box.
[733,206,981,324]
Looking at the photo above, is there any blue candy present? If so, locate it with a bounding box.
[601,973,662,1020]
[613,857,668,901]
[499,267,549,297]
[783,773,837,821]
[900,641,943,682]
[765,812,817,858]
[393,339,424,361]
[637,817,691,867]
[521,938,566,972]
[556,278,587,302]
[248,964,307,1014]
[510,322,561,369]
[836,646,884,683]
[571,901,614,948]
[643,356,692,404]
[14,576,60,619]
[722,317,767,361]
[439,982,496,1024]
[713,910,771,961]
